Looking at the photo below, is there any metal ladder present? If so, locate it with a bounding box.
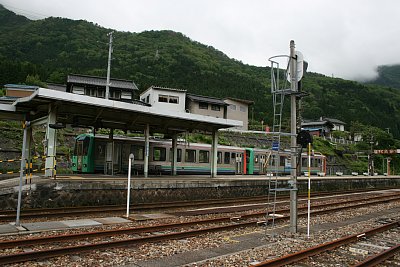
[265,57,291,232]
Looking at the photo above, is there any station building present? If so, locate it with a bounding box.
[0,75,244,178]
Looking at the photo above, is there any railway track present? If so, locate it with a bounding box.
[0,193,399,265]
[0,188,394,221]
[252,219,400,267]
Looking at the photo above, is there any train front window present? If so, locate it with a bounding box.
[153,147,166,161]
[75,141,83,156]
[199,150,209,163]
[185,149,196,163]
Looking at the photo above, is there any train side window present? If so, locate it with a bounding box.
[302,158,307,167]
[185,149,196,163]
[217,152,222,164]
[224,152,230,164]
[169,148,182,162]
[270,157,275,166]
[131,145,144,161]
[199,150,209,163]
[255,155,259,163]
[153,147,166,161]
[280,156,286,166]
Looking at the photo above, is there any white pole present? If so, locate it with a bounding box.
[289,40,298,233]
[307,143,311,238]
[126,153,134,218]
[105,31,113,100]
[16,120,29,226]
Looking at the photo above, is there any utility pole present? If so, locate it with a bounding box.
[289,40,298,233]
[106,31,113,100]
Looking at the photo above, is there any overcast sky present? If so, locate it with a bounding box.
[1,0,399,81]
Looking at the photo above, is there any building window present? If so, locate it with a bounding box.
[229,104,236,110]
[158,94,179,104]
[199,150,209,163]
[211,104,220,111]
[153,147,166,161]
[146,95,150,103]
[169,96,179,104]
[240,106,246,112]
[110,90,121,99]
[158,94,168,103]
[185,149,196,163]
[72,86,85,95]
[98,89,105,98]
[121,91,132,100]
[199,102,208,109]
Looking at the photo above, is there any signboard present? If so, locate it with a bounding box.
[272,141,280,151]
[374,149,400,154]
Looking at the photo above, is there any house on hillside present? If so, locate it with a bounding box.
[140,86,187,113]
[67,74,138,102]
[139,86,253,130]
[186,94,227,118]
[302,117,346,137]
[224,97,254,130]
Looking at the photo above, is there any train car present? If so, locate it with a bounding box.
[71,133,325,176]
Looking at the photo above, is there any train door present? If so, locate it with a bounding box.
[72,135,93,173]
[245,148,254,175]
[235,153,243,174]
[113,143,122,173]
[105,142,113,175]
[75,139,84,172]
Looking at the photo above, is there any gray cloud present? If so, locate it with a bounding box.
[2,0,399,81]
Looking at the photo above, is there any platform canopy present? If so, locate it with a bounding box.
[8,88,242,133]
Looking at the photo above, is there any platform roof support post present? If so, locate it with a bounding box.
[144,124,149,178]
[45,104,57,177]
[16,119,29,226]
[171,134,178,176]
[211,130,218,178]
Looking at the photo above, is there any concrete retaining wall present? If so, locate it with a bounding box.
[0,178,399,210]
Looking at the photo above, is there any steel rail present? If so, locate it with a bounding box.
[351,243,400,267]
[252,220,400,267]
[0,194,399,265]
[1,193,399,250]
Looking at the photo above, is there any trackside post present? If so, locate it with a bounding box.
[126,153,134,218]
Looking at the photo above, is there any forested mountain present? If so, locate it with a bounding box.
[367,64,400,89]
[1,5,400,137]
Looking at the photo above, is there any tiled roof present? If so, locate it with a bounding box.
[67,74,138,90]
[224,97,254,105]
[187,93,227,105]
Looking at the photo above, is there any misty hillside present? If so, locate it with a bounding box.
[0,5,400,137]
[367,64,400,89]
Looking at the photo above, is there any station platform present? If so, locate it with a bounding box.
[0,213,176,235]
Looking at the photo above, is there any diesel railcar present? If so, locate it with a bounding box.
[71,133,326,175]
